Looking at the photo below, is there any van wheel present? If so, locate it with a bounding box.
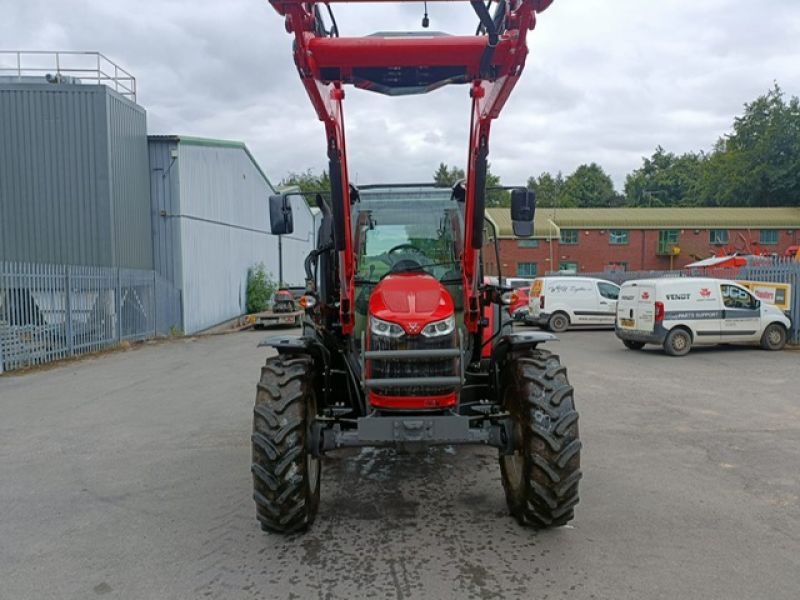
[623,340,645,350]
[663,328,691,356]
[760,323,787,351]
[548,312,570,333]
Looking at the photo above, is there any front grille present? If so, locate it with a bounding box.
[369,332,458,396]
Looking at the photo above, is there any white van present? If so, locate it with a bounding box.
[615,278,791,356]
[527,276,620,332]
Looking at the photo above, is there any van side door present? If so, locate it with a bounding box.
[664,284,720,343]
[720,284,761,342]
[596,282,620,325]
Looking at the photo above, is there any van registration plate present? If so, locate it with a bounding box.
[620,318,635,328]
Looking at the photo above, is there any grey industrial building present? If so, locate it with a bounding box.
[0,80,152,269]
[0,52,315,340]
[149,136,317,333]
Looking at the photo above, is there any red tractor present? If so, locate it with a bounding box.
[271,289,296,313]
[254,0,581,532]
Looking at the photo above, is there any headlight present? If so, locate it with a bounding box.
[421,315,455,338]
[370,316,405,338]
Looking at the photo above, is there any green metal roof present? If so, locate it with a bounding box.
[148,135,275,190]
[486,207,800,239]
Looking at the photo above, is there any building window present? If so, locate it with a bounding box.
[606,262,627,271]
[657,230,680,255]
[709,229,729,245]
[517,239,539,248]
[609,229,629,245]
[560,229,579,245]
[559,261,578,272]
[517,262,538,277]
[760,230,779,245]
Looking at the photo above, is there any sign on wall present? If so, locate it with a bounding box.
[737,280,792,311]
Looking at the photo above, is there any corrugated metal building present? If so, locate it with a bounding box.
[0,81,152,269]
[149,136,316,333]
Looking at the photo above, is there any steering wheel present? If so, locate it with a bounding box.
[388,243,424,258]
[385,244,427,274]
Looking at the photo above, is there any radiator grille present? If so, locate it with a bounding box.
[368,331,458,396]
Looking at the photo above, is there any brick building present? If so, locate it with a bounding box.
[485,208,800,277]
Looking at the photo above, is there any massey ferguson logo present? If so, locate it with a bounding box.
[700,288,711,298]
[641,292,650,300]
[407,322,420,333]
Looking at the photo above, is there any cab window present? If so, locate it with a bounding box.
[720,285,758,309]
[598,282,620,300]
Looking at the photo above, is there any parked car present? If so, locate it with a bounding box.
[527,276,620,332]
[509,287,530,321]
[615,277,791,356]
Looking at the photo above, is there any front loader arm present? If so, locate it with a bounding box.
[269,0,554,335]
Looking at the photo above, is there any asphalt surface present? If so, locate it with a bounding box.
[1,328,799,600]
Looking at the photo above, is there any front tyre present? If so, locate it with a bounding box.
[252,355,320,533]
[761,323,787,351]
[500,349,582,528]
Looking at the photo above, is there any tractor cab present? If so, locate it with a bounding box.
[352,187,465,409]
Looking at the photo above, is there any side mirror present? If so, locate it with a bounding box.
[510,188,536,237]
[269,194,294,235]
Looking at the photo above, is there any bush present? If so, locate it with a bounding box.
[246,263,276,314]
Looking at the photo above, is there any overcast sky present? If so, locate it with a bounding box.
[2,0,799,189]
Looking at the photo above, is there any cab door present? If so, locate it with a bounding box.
[596,282,620,325]
[720,283,761,342]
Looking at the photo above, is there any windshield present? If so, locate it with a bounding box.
[353,189,464,284]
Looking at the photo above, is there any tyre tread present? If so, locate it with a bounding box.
[499,348,581,528]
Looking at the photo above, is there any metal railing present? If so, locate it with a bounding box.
[0,261,181,373]
[0,51,136,101]
[548,257,800,344]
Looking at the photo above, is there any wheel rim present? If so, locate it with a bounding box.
[768,327,782,346]
[307,451,319,493]
[306,393,320,494]
[502,421,525,493]
[673,334,687,351]
[554,316,566,330]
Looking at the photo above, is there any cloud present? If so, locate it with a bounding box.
[2,0,799,190]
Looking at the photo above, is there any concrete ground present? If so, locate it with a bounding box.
[1,328,798,600]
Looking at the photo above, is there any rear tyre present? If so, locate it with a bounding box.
[547,312,570,333]
[499,348,581,528]
[663,328,692,356]
[760,323,787,351]
[623,340,646,350]
[252,355,320,533]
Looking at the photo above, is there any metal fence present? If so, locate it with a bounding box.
[550,257,800,344]
[0,261,181,373]
[0,51,137,101]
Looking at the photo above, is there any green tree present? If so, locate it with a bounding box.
[561,163,617,207]
[432,163,506,206]
[624,146,703,206]
[527,171,565,207]
[433,163,465,187]
[485,164,506,207]
[693,84,800,206]
[280,169,331,196]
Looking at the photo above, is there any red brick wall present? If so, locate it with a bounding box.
[490,228,800,276]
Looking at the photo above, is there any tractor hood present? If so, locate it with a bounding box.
[369,273,454,335]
